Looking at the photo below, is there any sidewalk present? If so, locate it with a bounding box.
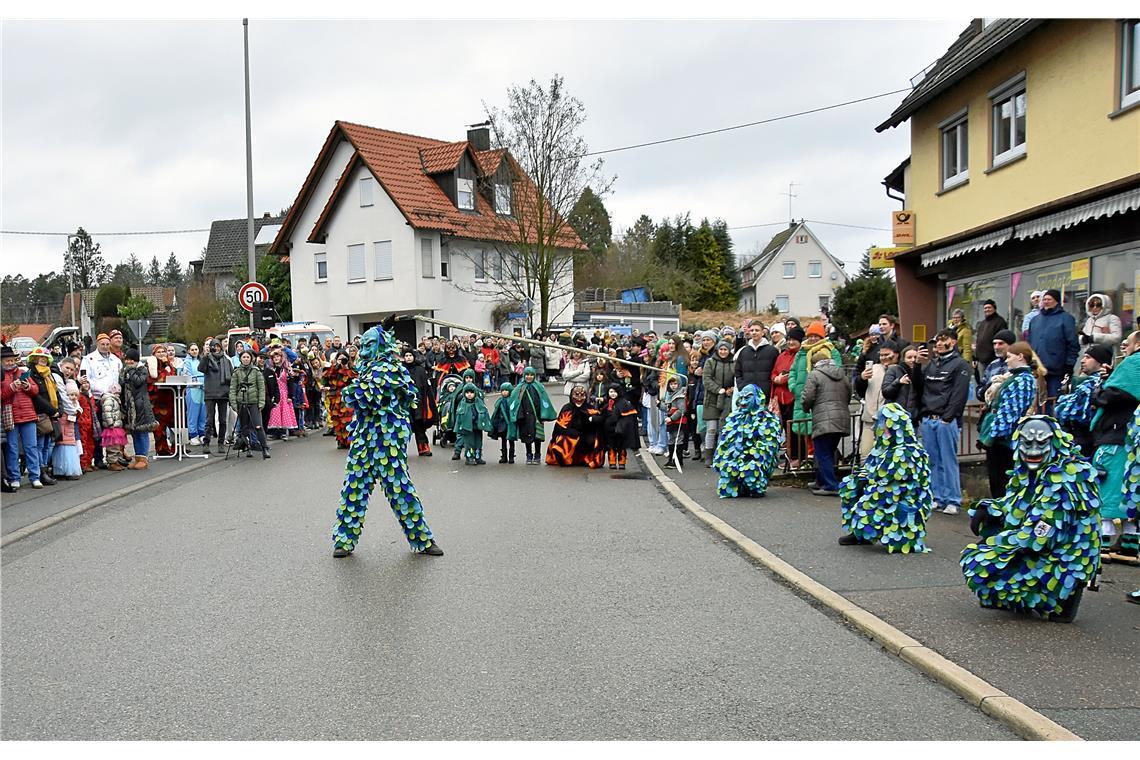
[653,453,1140,741]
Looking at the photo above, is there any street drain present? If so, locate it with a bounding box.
[610,473,650,480]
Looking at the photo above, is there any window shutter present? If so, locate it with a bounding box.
[347,244,365,282]
[374,240,393,280]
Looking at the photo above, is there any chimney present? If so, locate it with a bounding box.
[467,122,491,152]
[263,212,271,219]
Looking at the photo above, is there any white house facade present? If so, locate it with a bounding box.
[271,121,581,345]
[738,221,849,317]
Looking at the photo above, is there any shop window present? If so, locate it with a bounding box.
[1090,250,1138,336]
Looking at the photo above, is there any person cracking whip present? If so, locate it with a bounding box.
[331,317,442,558]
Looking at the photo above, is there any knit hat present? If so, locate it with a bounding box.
[808,344,832,366]
[96,332,110,342]
[769,323,786,335]
[993,329,1016,345]
[787,327,806,342]
[109,329,123,339]
[720,326,735,336]
[125,349,141,362]
[805,321,826,339]
[869,324,882,335]
[982,298,997,308]
[65,379,79,395]
[716,339,734,351]
[1044,288,1062,303]
[1085,344,1113,366]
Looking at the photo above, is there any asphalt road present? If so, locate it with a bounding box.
[2,413,1016,740]
[662,454,1140,740]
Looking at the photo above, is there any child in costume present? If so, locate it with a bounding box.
[331,323,442,558]
[51,379,83,479]
[402,349,436,456]
[960,416,1100,622]
[436,374,463,456]
[711,383,782,498]
[76,375,99,472]
[660,374,687,469]
[454,382,491,465]
[323,351,356,449]
[509,366,557,464]
[838,403,932,551]
[601,383,639,469]
[100,383,130,471]
[489,382,518,464]
[546,384,605,468]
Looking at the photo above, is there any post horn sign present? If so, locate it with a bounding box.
[238,281,269,313]
[892,210,916,245]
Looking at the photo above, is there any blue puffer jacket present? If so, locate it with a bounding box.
[1028,306,1079,377]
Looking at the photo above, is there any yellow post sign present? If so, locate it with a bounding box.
[1069,258,1090,281]
[869,246,910,269]
[892,210,916,245]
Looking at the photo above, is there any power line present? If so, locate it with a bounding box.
[1,228,209,237]
[805,219,890,232]
[580,87,911,158]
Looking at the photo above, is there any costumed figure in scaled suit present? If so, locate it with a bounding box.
[711,383,782,498]
[331,324,442,558]
[545,384,605,468]
[403,349,436,456]
[960,416,1099,622]
[323,351,357,449]
[838,403,932,551]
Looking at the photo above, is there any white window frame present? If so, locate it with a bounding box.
[1123,19,1140,110]
[359,177,373,207]
[420,238,434,279]
[782,261,795,279]
[491,251,504,281]
[939,108,969,189]
[808,260,823,278]
[775,295,790,313]
[989,73,1027,168]
[440,243,451,280]
[818,295,831,311]
[473,248,487,281]
[314,252,327,283]
[457,177,475,210]
[347,243,366,283]
[373,240,393,281]
[494,183,512,215]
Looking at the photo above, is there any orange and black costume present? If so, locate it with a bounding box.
[323,360,357,448]
[546,396,606,469]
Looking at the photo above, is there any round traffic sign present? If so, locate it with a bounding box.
[238,281,269,312]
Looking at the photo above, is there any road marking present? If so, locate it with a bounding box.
[639,451,1082,742]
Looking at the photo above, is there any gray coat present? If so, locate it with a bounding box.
[801,361,851,438]
[702,355,735,421]
[198,353,233,400]
[528,345,546,373]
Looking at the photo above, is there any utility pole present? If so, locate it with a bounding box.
[779,182,799,223]
[66,234,77,333]
[243,18,256,330]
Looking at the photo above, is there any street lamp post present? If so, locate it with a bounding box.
[243,18,256,331]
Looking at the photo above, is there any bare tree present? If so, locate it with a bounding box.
[450,75,613,332]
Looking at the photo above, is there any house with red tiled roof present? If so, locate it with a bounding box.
[268,121,584,343]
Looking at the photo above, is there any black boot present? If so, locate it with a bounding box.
[420,540,443,556]
[451,450,461,461]
[333,545,352,558]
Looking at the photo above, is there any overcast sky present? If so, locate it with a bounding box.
[2,18,966,283]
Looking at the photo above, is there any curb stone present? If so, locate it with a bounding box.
[639,450,1082,742]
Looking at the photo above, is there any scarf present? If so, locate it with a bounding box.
[34,364,58,409]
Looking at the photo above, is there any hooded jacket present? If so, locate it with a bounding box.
[801,360,851,437]
[701,351,735,421]
[229,364,267,409]
[1028,305,1079,376]
[1081,293,1123,352]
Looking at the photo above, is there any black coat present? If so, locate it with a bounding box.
[120,364,157,432]
[1090,386,1138,447]
[260,364,279,409]
[405,358,437,428]
[880,362,923,420]
[602,397,640,450]
[734,342,778,396]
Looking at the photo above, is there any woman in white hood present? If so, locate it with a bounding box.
[1081,293,1122,356]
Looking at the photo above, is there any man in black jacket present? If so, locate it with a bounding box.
[973,299,1008,379]
[734,320,779,398]
[919,329,972,515]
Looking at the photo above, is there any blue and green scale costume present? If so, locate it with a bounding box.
[839,403,933,553]
[1120,404,1140,524]
[332,325,437,554]
[960,417,1099,617]
[711,383,782,498]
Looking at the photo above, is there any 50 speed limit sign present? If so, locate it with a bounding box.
[238,281,269,312]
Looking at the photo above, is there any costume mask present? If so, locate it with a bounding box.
[1017,418,1054,472]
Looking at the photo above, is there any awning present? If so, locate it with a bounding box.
[920,227,1012,266]
[1014,187,1140,240]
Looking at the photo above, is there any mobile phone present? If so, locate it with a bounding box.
[865,361,873,370]
[80,369,87,377]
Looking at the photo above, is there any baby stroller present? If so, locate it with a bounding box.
[433,374,463,448]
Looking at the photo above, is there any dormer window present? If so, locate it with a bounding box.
[494,183,512,215]
[457,177,475,210]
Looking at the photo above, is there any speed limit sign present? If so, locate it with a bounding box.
[238,281,269,312]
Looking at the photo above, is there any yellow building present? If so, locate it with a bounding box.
[877,18,1139,346]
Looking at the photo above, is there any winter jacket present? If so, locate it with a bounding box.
[528,345,546,373]
[1027,305,1079,377]
[561,358,592,395]
[951,321,973,362]
[544,343,562,373]
[770,348,796,406]
[1080,293,1123,354]
[801,361,851,438]
[120,364,158,432]
[734,341,779,397]
[100,393,124,429]
[701,355,735,421]
[79,349,123,399]
[1090,353,1140,447]
[920,349,972,422]
[880,362,921,420]
[854,362,889,423]
[2,368,40,424]
[790,339,842,436]
[229,365,267,409]
[198,353,233,400]
[260,364,280,409]
[973,313,1008,366]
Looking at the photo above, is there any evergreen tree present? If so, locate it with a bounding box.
[830,275,897,337]
[112,253,148,287]
[567,186,612,256]
[146,255,163,286]
[229,254,292,323]
[94,284,129,318]
[707,218,742,293]
[65,228,111,289]
[687,226,736,310]
[161,252,183,288]
[857,249,886,279]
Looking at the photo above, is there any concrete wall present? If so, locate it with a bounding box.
[907,20,1140,244]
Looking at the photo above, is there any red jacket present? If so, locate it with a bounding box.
[770,349,797,406]
[2,368,41,424]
